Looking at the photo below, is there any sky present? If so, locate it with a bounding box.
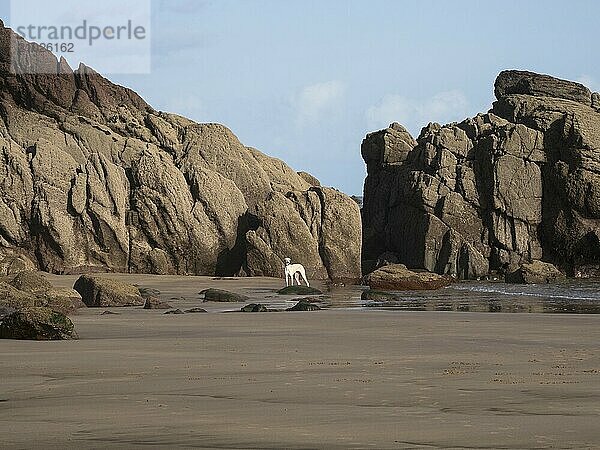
[2,0,600,195]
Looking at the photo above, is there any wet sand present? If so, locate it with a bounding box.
[1,274,599,448]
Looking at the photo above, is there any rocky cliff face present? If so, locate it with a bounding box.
[0,22,361,280]
[362,70,600,278]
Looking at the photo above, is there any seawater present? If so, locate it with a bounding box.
[325,280,600,314]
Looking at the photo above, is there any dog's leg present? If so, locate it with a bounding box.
[301,269,310,287]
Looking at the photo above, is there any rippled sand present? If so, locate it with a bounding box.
[1,274,599,448]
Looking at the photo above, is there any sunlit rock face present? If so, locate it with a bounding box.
[0,23,361,280]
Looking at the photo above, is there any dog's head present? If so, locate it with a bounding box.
[284,257,291,266]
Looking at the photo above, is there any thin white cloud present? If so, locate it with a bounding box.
[366,90,470,137]
[293,80,345,127]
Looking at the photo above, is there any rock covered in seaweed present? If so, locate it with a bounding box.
[0,307,78,340]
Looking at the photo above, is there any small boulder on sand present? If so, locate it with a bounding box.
[241,303,269,312]
[185,307,208,314]
[74,275,144,307]
[0,307,78,340]
[200,288,249,303]
[363,264,452,290]
[287,299,321,311]
[277,285,323,295]
[505,261,566,284]
[143,297,172,310]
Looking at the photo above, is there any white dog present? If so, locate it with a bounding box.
[284,257,310,287]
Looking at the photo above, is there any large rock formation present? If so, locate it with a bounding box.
[362,70,600,278]
[0,21,361,281]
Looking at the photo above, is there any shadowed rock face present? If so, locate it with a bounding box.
[0,24,361,280]
[362,70,600,278]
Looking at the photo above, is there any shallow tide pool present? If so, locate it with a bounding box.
[323,280,600,314]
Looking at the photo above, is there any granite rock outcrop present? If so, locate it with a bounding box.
[362,70,600,278]
[0,22,361,281]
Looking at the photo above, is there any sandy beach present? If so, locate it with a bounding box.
[0,275,599,449]
[1,2,600,448]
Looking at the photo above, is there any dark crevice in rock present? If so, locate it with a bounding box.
[312,187,332,281]
[216,212,259,277]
